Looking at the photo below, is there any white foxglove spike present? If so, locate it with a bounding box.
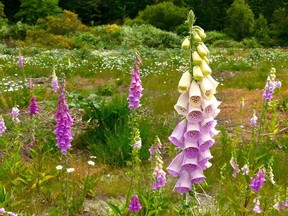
[200,77,214,100]
[178,71,192,93]
[174,92,189,116]
[189,80,202,107]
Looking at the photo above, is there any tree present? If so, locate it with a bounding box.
[254,14,269,45]
[136,2,188,32]
[0,0,21,23]
[0,2,7,25]
[225,0,255,40]
[15,0,62,24]
[270,8,288,46]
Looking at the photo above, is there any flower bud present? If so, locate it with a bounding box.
[193,65,204,81]
[196,44,208,57]
[200,60,212,75]
[192,51,203,65]
[181,38,190,49]
[203,56,209,64]
[178,71,192,93]
[193,32,202,42]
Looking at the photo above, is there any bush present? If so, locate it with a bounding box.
[135,2,188,32]
[0,21,31,40]
[205,31,230,45]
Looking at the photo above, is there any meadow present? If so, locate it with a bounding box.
[0,42,287,216]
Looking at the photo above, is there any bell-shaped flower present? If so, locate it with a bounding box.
[191,168,206,184]
[192,51,203,65]
[193,31,202,42]
[166,152,184,177]
[200,77,214,100]
[29,96,39,115]
[200,117,217,134]
[209,126,220,138]
[202,96,221,118]
[189,80,202,107]
[206,75,219,94]
[128,195,142,213]
[184,122,201,142]
[199,133,215,151]
[0,116,6,136]
[201,43,210,55]
[182,155,198,172]
[197,44,208,57]
[192,65,204,81]
[178,71,191,93]
[187,105,203,123]
[181,38,190,49]
[200,60,212,75]
[174,170,191,194]
[253,199,262,214]
[168,119,187,147]
[183,141,199,158]
[174,92,189,116]
[200,161,212,170]
[198,149,213,167]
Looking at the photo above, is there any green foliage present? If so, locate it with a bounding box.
[225,0,255,41]
[0,21,31,40]
[16,0,62,24]
[135,2,188,32]
[254,14,270,46]
[270,8,288,46]
[205,31,230,45]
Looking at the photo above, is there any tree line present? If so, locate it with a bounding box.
[0,0,287,46]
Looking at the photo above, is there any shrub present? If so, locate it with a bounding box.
[205,31,230,45]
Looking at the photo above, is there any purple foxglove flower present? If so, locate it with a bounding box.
[253,199,261,214]
[273,202,281,211]
[18,54,23,68]
[152,169,167,190]
[191,167,206,184]
[168,119,187,147]
[166,152,184,177]
[7,212,17,216]
[274,81,281,89]
[200,117,217,134]
[230,157,240,178]
[250,169,266,192]
[175,170,191,194]
[133,140,142,149]
[29,96,39,115]
[201,96,221,118]
[198,149,213,167]
[128,69,143,110]
[184,122,201,142]
[183,141,199,158]
[0,117,7,136]
[128,195,142,213]
[199,133,215,151]
[0,207,5,213]
[200,161,212,170]
[250,113,257,126]
[54,88,73,154]
[182,155,198,172]
[11,107,19,118]
[262,80,275,101]
[52,70,59,93]
[27,78,33,90]
[187,105,203,123]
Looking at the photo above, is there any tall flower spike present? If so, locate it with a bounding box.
[128,52,143,110]
[0,116,7,136]
[128,195,142,213]
[250,169,266,192]
[54,84,74,154]
[167,10,220,194]
[52,69,59,93]
[29,96,39,115]
[18,53,23,68]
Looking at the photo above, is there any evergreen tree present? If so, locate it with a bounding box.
[16,0,62,24]
[254,14,269,46]
[270,8,288,46]
[225,0,255,40]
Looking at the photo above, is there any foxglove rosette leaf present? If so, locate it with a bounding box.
[54,87,74,154]
[167,10,221,194]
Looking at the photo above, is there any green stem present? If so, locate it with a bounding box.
[65,155,69,216]
[256,100,267,150]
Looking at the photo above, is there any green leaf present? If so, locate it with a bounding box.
[107,202,122,215]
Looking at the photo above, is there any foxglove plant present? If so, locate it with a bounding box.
[54,84,73,154]
[0,116,6,136]
[11,106,20,124]
[29,96,39,115]
[250,169,266,192]
[167,10,220,194]
[18,53,23,68]
[52,69,59,93]
[128,195,142,213]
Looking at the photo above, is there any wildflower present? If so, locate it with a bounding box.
[250,112,257,126]
[274,81,281,89]
[241,164,249,175]
[230,157,240,178]
[253,199,261,214]
[250,169,266,192]
[7,212,17,216]
[90,156,97,159]
[128,53,143,110]
[11,107,19,117]
[29,96,39,115]
[132,128,142,149]
[67,168,75,173]
[27,78,33,89]
[56,165,63,170]
[128,195,142,213]
[0,208,5,213]
[88,160,95,166]
[27,136,37,147]
[0,117,7,136]
[51,69,59,93]
[262,67,281,101]
[54,85,73,154]
[18,53,23,68]
[268,166,275,184]
[273,202,281,211]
